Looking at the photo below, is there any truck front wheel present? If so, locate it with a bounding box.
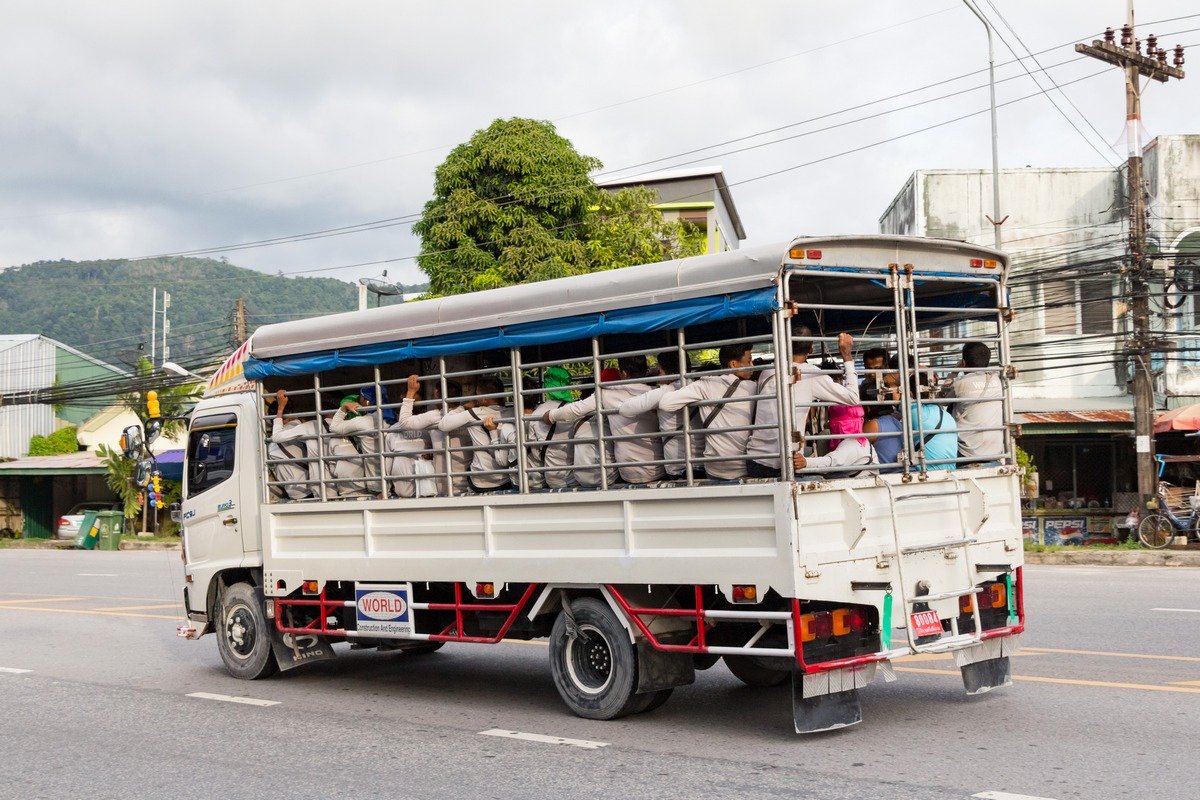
[216,582,279,680]
[549,597,641,720]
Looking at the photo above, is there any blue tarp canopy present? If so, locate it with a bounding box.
[154,449,184,482]
[246,287,778,380]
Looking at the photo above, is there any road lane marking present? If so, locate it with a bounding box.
[0,597,83,604]
[0,605,177,620]
[0,667,32,674]
[187,692,280,707]
[1168,681,1200,686]
[1023,646,1200,663]
[479,729,608,749]
[895,666,1200,694]
[1152,607,1200,613]
[92,603,180,612]
[973,792,1059,800]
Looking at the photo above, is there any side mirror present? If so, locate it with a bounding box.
[145,418,162,448]
[120,425,144,460]
[168,503,182,524]
[134,460,152,486]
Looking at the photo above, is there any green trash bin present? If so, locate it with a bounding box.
[95,511,124,551]
[75,511,102,550]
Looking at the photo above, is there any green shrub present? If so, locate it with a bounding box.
[28,426,79,456]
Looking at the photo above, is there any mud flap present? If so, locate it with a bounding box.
[635,640,695,694]
[960,655,1012,695]
[792,669,862,734]
[270,628,336,671]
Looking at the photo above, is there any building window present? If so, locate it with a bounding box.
[1043,279,1112,335]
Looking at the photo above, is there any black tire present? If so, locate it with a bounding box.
[724,654,790,687]
[692,653,721,671]
[398,641,444,655]
[1137,514,1173,549]
[549,597,640,720]
[216,583,279,680]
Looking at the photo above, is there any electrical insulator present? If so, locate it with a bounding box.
[1120,24,1132,46]
[1147,34,1157,53]
[1134,38,1141,55]
[1175,45,1185,67]
[1104,27,1115,44]
[1157,48,1167,64]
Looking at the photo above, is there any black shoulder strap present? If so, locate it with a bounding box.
[541,400,566,445]
[920,407,945,447]
[696,379,744,430]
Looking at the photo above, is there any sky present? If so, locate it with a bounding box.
[2,1,1197,289]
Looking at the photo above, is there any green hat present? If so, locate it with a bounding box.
[340,394,363,418]
[543,367,573,402]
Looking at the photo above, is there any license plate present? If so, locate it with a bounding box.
[910,610,944,637]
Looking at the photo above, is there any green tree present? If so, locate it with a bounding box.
[585,185,702,269]
[97,443,141,522]
[414,118,700,297]
[414,117,600,295]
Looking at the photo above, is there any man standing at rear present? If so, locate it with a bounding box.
[947,342,1004,462]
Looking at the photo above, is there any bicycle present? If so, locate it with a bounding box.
[1137,482,1199,549]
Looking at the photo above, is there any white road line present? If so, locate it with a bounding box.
[479,729,608,749]
[1153,607,1200,613]
[186,692,280,707]
[973,792,1059,800]
[0,667,32,674]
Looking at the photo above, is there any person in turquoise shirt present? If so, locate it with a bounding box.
[909,372,958,470]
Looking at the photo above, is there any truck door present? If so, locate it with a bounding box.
[181,409,247,606]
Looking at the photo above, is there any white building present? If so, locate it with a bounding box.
[597,166,746,255]
[879,134,1200,513]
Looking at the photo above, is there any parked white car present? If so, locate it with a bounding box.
[57,501,122,540]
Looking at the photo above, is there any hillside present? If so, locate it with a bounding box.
[0,257,426,369]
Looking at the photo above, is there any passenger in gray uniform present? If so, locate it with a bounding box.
[386,374,445,498]
[525,366,578,490]
[438,375,518,492]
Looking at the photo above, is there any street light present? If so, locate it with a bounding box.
[962,0,1004,250]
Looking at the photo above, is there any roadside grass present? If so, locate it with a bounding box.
[1024,538,1145,553]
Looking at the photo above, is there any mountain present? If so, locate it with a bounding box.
[0,257,426,370]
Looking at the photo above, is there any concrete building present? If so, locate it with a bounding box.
[597,166,746,254]
[879,135,1200,522]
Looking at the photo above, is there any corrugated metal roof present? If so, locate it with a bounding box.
[1019,410,1133,424]
[0,452,105,475]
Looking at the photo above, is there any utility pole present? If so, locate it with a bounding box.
[150,289,171,366]
[233,298,248,345]
[1076,15,1184,510]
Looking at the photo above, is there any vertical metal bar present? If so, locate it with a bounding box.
[777,273,796,481]
[313,374,329,502]
[510,346,528,493]
[591,335,610,490]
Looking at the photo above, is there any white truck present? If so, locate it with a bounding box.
[136,235,1024,733]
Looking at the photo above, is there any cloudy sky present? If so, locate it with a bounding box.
[2,1,1197,288]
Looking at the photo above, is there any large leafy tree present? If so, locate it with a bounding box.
[414,118,700,296]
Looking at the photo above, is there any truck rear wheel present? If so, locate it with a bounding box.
[216,582,279,680]
[724,654,790,687]
[549,597,641,720]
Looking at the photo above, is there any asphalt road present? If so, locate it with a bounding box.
[1,551,1197,800]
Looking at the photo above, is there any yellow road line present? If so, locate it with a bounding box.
[92,604,180,612]
[1168,680,1200,686]
[0,605,178,620]
[894,666,1200,694]
[1023,646,1200,663]
[0,597,83,605]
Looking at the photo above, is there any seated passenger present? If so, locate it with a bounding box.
[386,374,444,498]
[268,389,314,500]
[546,356,664,484]
[567,370,621,488]
[618,350,702,480]
[794,407,877,477]
[330,386,392,496]
[863,369,904,474]
[656,343,757,480]
[909,372,958,470]
[946,342,1004,463]
[526,366,577,490]
[745,326,859,479]
[438,375,518,492]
